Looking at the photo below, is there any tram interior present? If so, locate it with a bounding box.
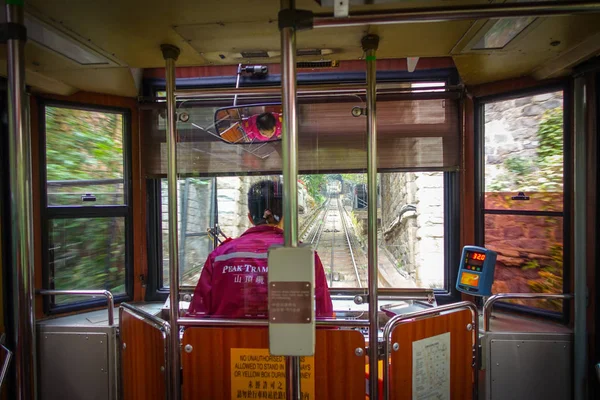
[0,0,599,400]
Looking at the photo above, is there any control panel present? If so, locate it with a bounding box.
[456,245,497,296]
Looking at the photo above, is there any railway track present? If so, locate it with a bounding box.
[301,195,367,288]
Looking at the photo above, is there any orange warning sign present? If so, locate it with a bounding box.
[230,348,315,400]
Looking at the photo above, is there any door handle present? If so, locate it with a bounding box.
[596,363,600,383]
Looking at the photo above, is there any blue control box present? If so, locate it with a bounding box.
[456,246,497,296]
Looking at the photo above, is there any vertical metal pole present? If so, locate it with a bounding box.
[161,43,181,400]
[362,33,380,400]
[281,5,299,249]
[6,2,36,399]
[233,63,242,107]
[280,1,301,398]
[573,76,588,400]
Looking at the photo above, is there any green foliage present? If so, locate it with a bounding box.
[46,106,123,181]
[537,108,563,159]
[488,105,563,192]
[521,259,540,271]
[525,244,564,311]
[341,173,366,185]
[299,174,327,203]
[52,218,126,304]
[45,107,126,300]
[504,156,534,176]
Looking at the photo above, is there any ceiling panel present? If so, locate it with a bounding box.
[42,67,139,97]
[454,14,600,85]
[25,0,483,68]
[1,0,597,95]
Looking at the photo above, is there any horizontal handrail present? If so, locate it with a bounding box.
[120,303,170,333]
[483,293,574,332]
[174,83,462,99]
[37,289,115,326]
[334,288,435,304]
[382,301,478,400]
[176,288,435,302]
[47,178,123,187]
[178,317,369,328]
[312,1,600,28]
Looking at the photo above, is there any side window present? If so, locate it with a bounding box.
[481,90,565,313]
[42,104,131,309]
[160,177,215,287]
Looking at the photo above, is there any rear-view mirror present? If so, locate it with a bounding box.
[214,104,283,144]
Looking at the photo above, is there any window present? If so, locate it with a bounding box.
[42,103,132,310]
[478,89,566,314]
[160,177,216,287]
[155,172,453,292]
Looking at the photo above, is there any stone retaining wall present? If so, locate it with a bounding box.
[380,172,444,288]
[485,91,563,190]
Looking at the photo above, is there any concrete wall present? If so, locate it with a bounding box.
[381,172,444,288]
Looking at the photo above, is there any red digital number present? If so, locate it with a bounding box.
[471,252,486,261]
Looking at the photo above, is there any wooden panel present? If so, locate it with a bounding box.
[390,309,473,400]
[182,327,365,400]
[120,310,167,400]
[314,330,366,400]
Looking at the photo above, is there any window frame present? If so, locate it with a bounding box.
[39,99,134,314]
[474,82,572,321]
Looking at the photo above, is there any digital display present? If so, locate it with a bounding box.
[468,251,486,261]
[466,259,484,267]
[460,271,480,287]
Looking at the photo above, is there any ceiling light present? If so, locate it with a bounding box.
[24,15,111,65]
[472,16,536,50]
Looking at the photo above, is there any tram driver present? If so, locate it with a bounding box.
[186,180,333,318]
[242,112,282,142]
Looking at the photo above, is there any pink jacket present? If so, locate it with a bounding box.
[186,225,333,319]
[242,113,282,142]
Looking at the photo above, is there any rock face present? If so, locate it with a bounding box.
[380,172,444,288]
[484,193,563,310]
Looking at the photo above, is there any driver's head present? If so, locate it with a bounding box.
[247,180,283,226]
[255,112,277,138]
